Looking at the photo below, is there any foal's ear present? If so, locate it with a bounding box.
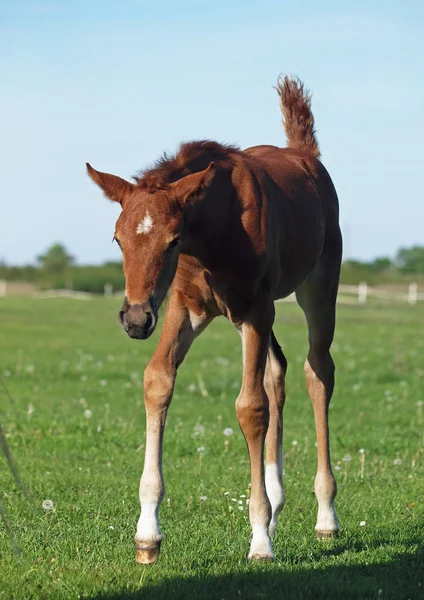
[172,162,216,207]
[86,163,135,204]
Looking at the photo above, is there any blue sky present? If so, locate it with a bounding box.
[1,0,423,265]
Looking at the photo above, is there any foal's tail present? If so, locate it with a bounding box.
[276,76,320,159]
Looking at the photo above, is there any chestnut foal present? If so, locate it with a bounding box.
[87,76,342,563]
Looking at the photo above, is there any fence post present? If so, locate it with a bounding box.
[408,282,417,305]
[104,283,113,297]
[0,280,7,297]
[358,282,368,304]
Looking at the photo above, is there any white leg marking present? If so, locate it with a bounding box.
[314,471,338,532]
[136,501,162,545]
[135,425,164,548]
[249,524,274,560]
[265,463,285,538]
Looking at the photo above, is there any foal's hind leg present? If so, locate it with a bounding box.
[296,277,339,538]
[264,331,287,537]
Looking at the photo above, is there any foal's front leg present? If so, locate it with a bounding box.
[135,292,211,564]
[236,304,274,560]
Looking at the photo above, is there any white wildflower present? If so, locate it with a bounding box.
[42,499,54,511]
[84,409,93,420]
[199,495,207,502]
[342,454,352,463]
[359,448,365,455]
[197,446,205,455]
[393,458,402,466]
[360,521,366,527]
[292,440,298,446]
[223,427,234,437]
[194,424,205,434]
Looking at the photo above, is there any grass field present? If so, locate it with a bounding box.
[0,297,423,599]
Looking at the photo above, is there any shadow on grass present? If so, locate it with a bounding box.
[91,547,423,600]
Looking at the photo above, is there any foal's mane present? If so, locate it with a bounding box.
[134,140,240,191]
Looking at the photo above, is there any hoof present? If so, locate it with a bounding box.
[316,529,338,540]
[136,542,161,564]
[248,552,274,562]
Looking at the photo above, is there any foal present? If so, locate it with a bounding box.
[87,76,342,563]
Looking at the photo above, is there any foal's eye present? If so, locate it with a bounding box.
[168,237,180,249]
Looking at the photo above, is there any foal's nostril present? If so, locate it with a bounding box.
[144,312,153,332]
[119,310,126,327]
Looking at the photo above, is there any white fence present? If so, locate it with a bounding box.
[280,282,424,305]
[1,280,423,304]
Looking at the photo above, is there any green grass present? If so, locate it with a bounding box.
[0,298,423,599]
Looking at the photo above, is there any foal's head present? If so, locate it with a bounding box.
[87,162,215,339]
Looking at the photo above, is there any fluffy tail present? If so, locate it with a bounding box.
[276,76,320,158]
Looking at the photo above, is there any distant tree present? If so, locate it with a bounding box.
[37,243,75,273]
[370,257,392,273]
[395,246,424,274]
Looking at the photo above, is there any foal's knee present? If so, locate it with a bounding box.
[236,388,269,437]
[143,362,174,411]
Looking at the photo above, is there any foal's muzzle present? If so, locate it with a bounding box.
[119,299,157,340]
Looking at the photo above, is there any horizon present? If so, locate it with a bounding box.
[1,0,423,266]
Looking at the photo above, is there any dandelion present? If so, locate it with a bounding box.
[292,440,298,447]
[238,506,243,511]
[240,494,246,498]
[99,379,107,387]
[360,521,366,527]
[223,427,234,437]
[197,446,205,455]
[84,409,93,420]
[194,424,205,434]
[42,500,54,511]
[109,525,114,530]
[199,495,207,502]
[359,448,365,454]
[27,404,35,418]
[231,498,237,502]
[97,424,102,433]
[25,365,35,374]
[393,458,402,466]
[224,491,230,496]
[187,383,196,392]
[334,465,341,471]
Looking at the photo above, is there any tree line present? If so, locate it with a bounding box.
[1,243,424,293]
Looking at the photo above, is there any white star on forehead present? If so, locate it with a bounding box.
[136,211,153,235]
